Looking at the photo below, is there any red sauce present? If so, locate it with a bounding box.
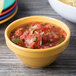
[10,22,67,49]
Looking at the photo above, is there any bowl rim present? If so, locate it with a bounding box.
[53,0,76,9]
[5,16,71,53]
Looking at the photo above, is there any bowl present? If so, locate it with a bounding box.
[5,16,70,68]
[48,0,76,23]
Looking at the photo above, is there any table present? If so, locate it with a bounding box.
[0,0,76,76]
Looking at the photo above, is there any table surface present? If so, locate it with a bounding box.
[0,0,76,76]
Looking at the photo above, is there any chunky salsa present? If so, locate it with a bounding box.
[10,22,67,49]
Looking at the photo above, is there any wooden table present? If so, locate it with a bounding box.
[0,0,76,76]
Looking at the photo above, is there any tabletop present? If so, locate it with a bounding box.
[0,0,76,76]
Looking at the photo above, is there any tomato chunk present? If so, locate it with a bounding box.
[25,34,42,49]
[15,27,24,36]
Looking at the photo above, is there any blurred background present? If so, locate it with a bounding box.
[0,0,76,76]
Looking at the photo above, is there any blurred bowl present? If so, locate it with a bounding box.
[5,16,70,68]
[48,0,76,23]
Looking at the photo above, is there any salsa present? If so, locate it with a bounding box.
[10,22,67,49]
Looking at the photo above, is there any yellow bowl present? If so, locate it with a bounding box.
[5,16,71,68]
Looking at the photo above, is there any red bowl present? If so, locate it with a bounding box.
[0,0,17,16]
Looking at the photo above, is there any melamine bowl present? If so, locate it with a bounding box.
[5,16,70,68]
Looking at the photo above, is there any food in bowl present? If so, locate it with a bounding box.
[5,16,70,68]
[10,22,67,49]
[59,0,76,7]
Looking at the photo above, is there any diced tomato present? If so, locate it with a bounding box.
[25,34,42,49]
[45,24,53,28]
[28,22,41,26]
[31,23,42,31]
[20,29,29,39]
[15,27,24,36]
[16,41,25,47]
[10,35,19,41]
[40,45,50,49]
